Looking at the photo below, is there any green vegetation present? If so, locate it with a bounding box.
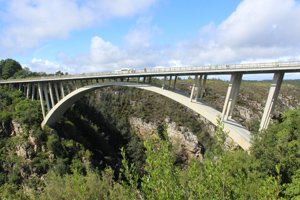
[22,108,300,199]
[0,58,299,199]
[0,58,22,79]
[1,80,299,199]
[0,58,48,80]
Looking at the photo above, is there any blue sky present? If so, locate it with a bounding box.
[0,0,300,79]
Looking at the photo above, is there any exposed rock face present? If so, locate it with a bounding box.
[28,132,38,152]
[16,144,27,158]
[130,117,203,161]
[165,119,203,161]
[11,120,23,136]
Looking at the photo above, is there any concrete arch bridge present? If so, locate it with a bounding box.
[1,61,300,151]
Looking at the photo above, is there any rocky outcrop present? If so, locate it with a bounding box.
[11,120,23,136]
[16,144,27,158]
[129,117,203,161]
[165,118,203,161]
[28,132,38,152]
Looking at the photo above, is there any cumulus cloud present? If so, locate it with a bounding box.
[0,0,157,54]
[174,0,300,65]
[63,35,165,73]
[25,58,72,73]
[24,0,300,75]
[57,17,166,73]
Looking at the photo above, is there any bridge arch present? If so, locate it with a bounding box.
[41,82,251,150]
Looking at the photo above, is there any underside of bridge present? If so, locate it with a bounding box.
[40,82,252,150]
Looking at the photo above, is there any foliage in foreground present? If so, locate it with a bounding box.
[34,108,300,199]
[0,81,299,199]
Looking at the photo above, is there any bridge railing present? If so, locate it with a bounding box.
[0,61,300,83]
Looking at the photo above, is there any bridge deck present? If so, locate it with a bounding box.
[0,61,299,84]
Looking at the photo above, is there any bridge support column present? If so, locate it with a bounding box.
[200,75,207,100]
[228,74,242,119]
[48,83,55,107]
[168,76,172,89]
[60,82,65,98]
[43,85,51,112]
[66,84,71,94]
[259,72,284,131]
[195,75,203,101]
[31,85,35,101]
[221,73,242,121]
[73,81,78,90]
[190,75,198,101]
[54,83,60,102]
[38,83,46,118]
[149,76,152,84]
[162,76,167,89]
[26,83,31,99]
[173,76,177,90]
[96,79,99,83]
[18,83,21,91]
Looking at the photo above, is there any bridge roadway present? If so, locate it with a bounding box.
[0,61,300,84]
[42,82,251,150]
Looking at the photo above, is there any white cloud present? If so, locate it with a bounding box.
[25,58,71,73]
[218,0,300,47]
[0,0,157,54]
[23,0,300,77]
[86,0,156,17]
[58,17,166,73]
[172,0,300,66]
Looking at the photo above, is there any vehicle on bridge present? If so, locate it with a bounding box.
[114,68,135,73]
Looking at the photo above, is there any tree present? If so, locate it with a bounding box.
[251,107,300,184]
[0,59,4,78]
[1,58,22,79]
[13,67,31,79]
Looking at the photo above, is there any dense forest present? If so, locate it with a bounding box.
[0,58,299,199]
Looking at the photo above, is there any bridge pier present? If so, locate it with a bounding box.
[222,73,243,121]
[168,76,172,89]
[173,76,177,90]
[43,85,51,112]
[60,82,65,98]
[195,75,204,101]
[200,75,207,100]
[38,83,46,118]
[190,75,198,101]
[48,83,55,107]
[259,72,284,131]
[26,83,31,99]
[73,81,78,90]
[66,84,71,94]
[31,85,35,101]
[54,83,60,102]
[162,76,167,89]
